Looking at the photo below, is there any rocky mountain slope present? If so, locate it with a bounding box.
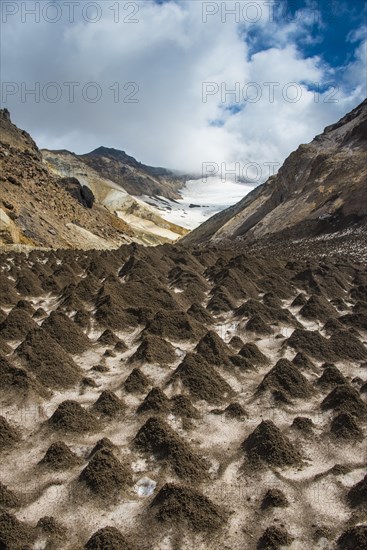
[0,110,187,249]
[183,99,367,246]
[80,146,186,200]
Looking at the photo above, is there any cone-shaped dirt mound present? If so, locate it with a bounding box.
[347,473,367,508]
[145,310,204,342]
[195,330,231,365]
[131,334,176,365]
[92,391,125,418]
[286,329,336,361]
[261,488,289,509]
[124,368,149,394]
[292,417,314,434]
[317,365,347,389]
[0,482,20,509]
[137,387,170,414]
[170,395,199,419]
[330,412,363,441]
[246,314,272,335]
[134,417,208,482]
[321,385,367,418]
[300,294,337,322]
[172,353,233,403]
[89,438,116,458]
[0,512,36,548]
[0,416,20,450]
[39,441,82,470]
[49,400,98,433]
[97,329,121,346]
[85,526,134,550]
[239,343,268,365]
[16,328,81,389]
[258,359,313,399]
[151,483,226,532]
[257,526,293,549]
[41,311,91,354]
[243,420,301,467]
[0,308,38,340]
[292,352,315,370]
[337,525,367,550]
[291,293,307,307]
[79,449,132,498]
[187,303,214,325]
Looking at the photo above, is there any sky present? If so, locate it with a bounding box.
[1,0,366,181]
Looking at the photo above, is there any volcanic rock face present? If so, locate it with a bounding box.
[183,99,367,248]
[0,110,187,249]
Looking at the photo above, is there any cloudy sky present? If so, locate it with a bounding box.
[1,0,366,179]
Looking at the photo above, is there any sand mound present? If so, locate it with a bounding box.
[0,274,18,306]
[224,402,247,419]
[195,330,231,366]
[97,329,120,346]
[340,313,367,331]
[317,365,346,389]
[124,368,149,394]
[286,329,336,362]
[263,292,283,309]
[0,482,20,509]
[49,400,98,433]
[131,334,175,365]
[239,343,268,365]
[92,391,125,418]
[292,417,314,433]
[137,387,170,414]
[145,309,204,342]
[329,330,367,361]
[0,416,20,451]
[0,354,43,396]
[41,311,91,354]
[172,353,233,403]
[229,336,244,350]
[151,483,225,532]
[0,308,38,340]
[15,300,35,315]
[242,420,301,467]
[85,526,134,550]
[0,511,35,549]
[79,449,132,498]
[246,314,272,335]
[347,473,367,508]
[300,294,337,322]
[39,441,81,470]
[323,318,345,335]
[330,412,363,441]
[292,352,315,370]
[321,385,367,418]
[206,287,236,314]
[16,327,81,389]
[257,526,293,549]
[89,438,116,458]
[134,417,208,482]
[187,303,214,325]
[170,395,199,419]
[95,295,133,331]
[337,525,367,550]
[261,488,289,509]
[259,359,313,399]
[16,268,44,296]
[291,293,307,307]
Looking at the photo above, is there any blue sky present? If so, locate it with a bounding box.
[1,0,366,175]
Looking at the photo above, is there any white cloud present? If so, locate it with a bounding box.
[1,0,366,178]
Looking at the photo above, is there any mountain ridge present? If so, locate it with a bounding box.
[182,98,367,246]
